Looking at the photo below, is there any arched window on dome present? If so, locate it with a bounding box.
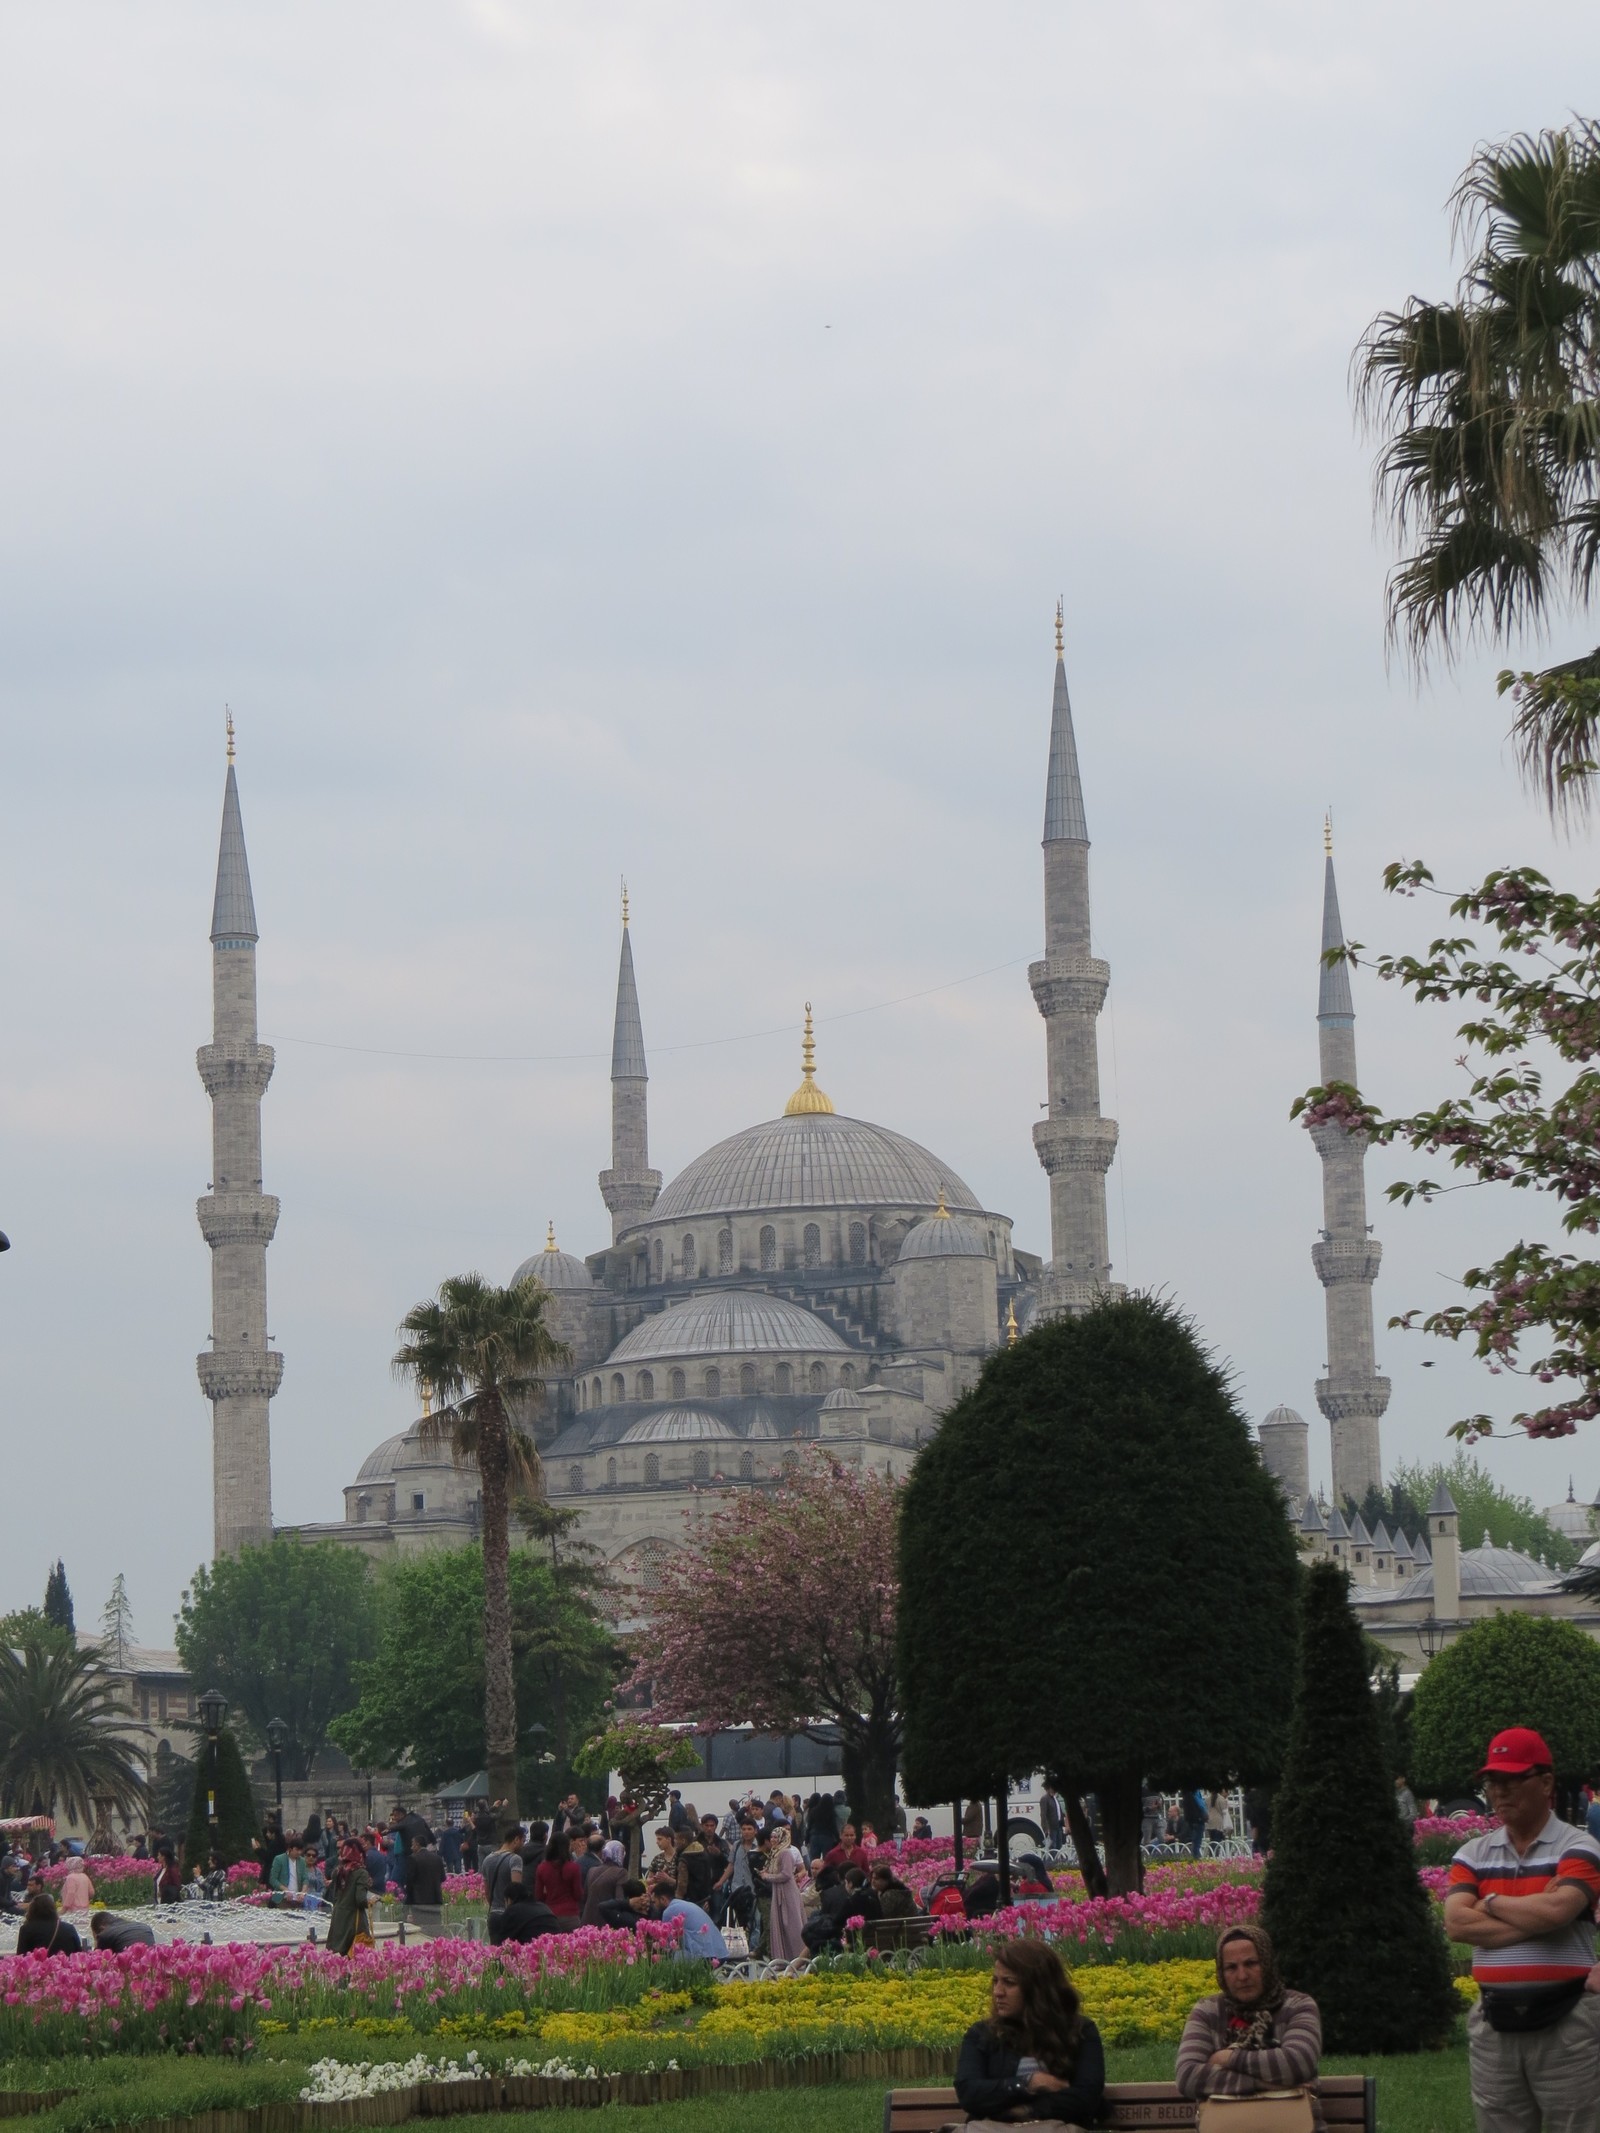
[652,1239,663,1284]
[840,1362,856,1388]
[670,1367,686,1399]
[592,1377,603,1406]
[718,1229,733,1274]
[760,1225,777,1271]
[776,1362,792,1397]
[682,1234,696,1278]
[692,1449,710,1482]
[809,1361,826,1393]
[740,1451,754,1480]
[611,1373,625,1404]
[606,1457,617,1488]
[740,1362,757,1396]
[568,1464,583,1493]
[637,1370,654,1401]
[803,1223,821,1269]
[848,1221,867,1266]
[705,1366,721,1398]
[644,1453,660,1485]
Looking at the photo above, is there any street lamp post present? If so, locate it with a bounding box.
[266,1717,288,1814]
[197,1688,229,1849]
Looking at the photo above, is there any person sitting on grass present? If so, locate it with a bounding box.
[495,1877,560,1944]
[15,1891,82,1958]
[1176,1925,1322,2130]
[954,1937,1105,2126]
[89,1911,156,1952]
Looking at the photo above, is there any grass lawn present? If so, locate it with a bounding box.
[1,2039,1475,2133]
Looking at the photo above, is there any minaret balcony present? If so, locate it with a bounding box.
[196,1041,275,1098]
[196,1193,281,1248]
[1033,1115,1119,1175]
[1028,956,1110,1020]
[1311,1237,1382,1286]
[1309,1120,1370,1159]
[196,1349,285,1402]
[1314,1377,1391,1423]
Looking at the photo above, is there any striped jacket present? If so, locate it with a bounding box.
[1176,1992,1323,2133]
[1449,1815,1600,1985]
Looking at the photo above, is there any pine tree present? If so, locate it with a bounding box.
[1262,1560,1458,2052]
[183,1727,260,1874]
[99,1575,134,1671]
[42,1561,74,1633]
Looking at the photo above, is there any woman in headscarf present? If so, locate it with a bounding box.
[955,1936,1105,2126]
[582,1839,630,1925]
[1176,1924,1323,2130]
[325,1836,373,1956]
[758,1823,807,1962]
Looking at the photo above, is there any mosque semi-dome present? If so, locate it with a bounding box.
[897,1205,990,1260]
[512,1223,595,1292]
[608,1290,850,1364]
[1394,1543,1554,1603]
[650,1111,981,1225]
[820,1386,865,1412]
[620,1407,741,1444]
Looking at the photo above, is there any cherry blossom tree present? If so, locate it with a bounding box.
[629,1452,902,1835]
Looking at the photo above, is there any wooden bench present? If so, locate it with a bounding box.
[855,1914,937,1953]
[885,2074,1376,2133]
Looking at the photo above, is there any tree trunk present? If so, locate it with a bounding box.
[995,1791,1012,1907]
[478,1393,520,1820]
[1063,1790,1108,1898]
[840,1708,899,1840]
[1098,1770,1145,1896]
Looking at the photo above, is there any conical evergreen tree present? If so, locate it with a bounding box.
[1262,1560,1458,2052]
[42,1561,74,1633]
[183,1727,259,1874]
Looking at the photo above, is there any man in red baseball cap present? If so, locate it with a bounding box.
[1444,1728,1600,2131]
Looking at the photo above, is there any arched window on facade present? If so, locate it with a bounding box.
[739,1451,754,1481]
[840,1362,856,1388]
[637,1370,654,1401]
[848,1221,867,1266]
[692,1449,710,1481]
[606,1457,617,1487]
[644,1453,660,1485]
[718,1229,733,1274]
[760,1225,777,1271]
[803,1222,821,1269]
[705,1365,721,1397]
[809,1361,826,1393]
[592,1377,603,1406]
[611,1372,625,1403]
[355,1493,370,1525]
[652,1239,663,1283]
[568,1464,583,1492]
[782,1451,800,1474]
[682,1234,696,1278]
[740,1362,757,1395]
[776,1362,792,1396]
[670,1367,686,1399]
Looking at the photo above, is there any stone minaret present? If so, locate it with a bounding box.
[1030,603,1120,1315]
[598,887,661,1242]
[1311,821,1387,1509]
[196,718,282,1556]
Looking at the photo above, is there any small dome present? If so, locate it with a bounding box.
[620,1407,742,1444]
[512,1223,594,1292]
[1260,1405,1308,1431]
[821,1387,865,1412]
[1581,1538,1600,1569]
[608,1290,849,1364]
[1393,1543,1554,1603]
[897,1204,989,1261]
[1542,1484,1600,1543]
[357,1430,415,1483]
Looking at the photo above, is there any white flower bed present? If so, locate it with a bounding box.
[298,2052,681,2102]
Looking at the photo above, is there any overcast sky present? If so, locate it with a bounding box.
[4,2,1599,1643]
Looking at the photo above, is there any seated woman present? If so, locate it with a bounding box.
[15,1892,82,1957]
[1176,1926,1322,2129]
[955,1937,1105,2126]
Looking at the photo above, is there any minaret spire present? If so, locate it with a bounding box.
[196,720,281,1555]
[599,890,662,1243]
[1310,823,1387,1508]
[1029,605,1120,1314]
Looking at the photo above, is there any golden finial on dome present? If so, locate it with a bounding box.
[420,1379,433,1420]
[1005,1297,1019,1346]
[1323,809,1333,856]
[934,1184,950,1218]
[225,707,235,764]
[545,1219,557,1253]
[1054,598,1064,658]
[783,1002,835,1117]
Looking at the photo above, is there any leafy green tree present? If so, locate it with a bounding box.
[329,1543,617,1811]
[898,1294,1300,1893]
[1262,1562,1458,2052]
[1411,1613,1600,1794]
[42,1561,74,1633]
[1389,1454,1577,1567]
[394,1273,570,1816]
[182,1727,260,1873]
[573,1717,701,1821]
[0,1639,145,1823]
[175,1537,377,1780]
[99,1574,135,1670]
[0,1607,71,1655]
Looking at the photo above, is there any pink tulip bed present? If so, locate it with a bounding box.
[35,1857,159,1911]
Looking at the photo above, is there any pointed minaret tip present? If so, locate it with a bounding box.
[621,876,629,928]
[610,909,648,1081]
[1042,614,1088,844]
[1324,807,1332,857]
[1054,596,1064,659]
[210,739,259,946]
[1318,832,1355,1024]
[226,707,236,764]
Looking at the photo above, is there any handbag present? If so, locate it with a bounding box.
[1196,2092,1314,2133]
[721,1925,750,1958]
[1480,1979,1585,2033]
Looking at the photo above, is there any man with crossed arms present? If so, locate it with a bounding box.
[1445,1727,1600,2133]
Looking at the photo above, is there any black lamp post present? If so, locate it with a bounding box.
[197,1688,228,1845]
[1418,1614,1446,1663]
[266,1716,288,1813]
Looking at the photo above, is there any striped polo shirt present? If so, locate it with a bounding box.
[1450,1814,1600,1984]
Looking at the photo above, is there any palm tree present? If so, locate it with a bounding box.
[1356,117,1600,816]
[0,1637,147,1825]
[394,1273,569,1815]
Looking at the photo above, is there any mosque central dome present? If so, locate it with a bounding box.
[650,1111,980,1224]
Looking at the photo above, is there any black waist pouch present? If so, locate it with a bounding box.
[1481,1979,1586,2032]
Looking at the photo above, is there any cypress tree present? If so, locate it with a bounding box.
[1261,1560,1458,2052]
[183,1727,260,1874]
[42,1561,74,1633]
